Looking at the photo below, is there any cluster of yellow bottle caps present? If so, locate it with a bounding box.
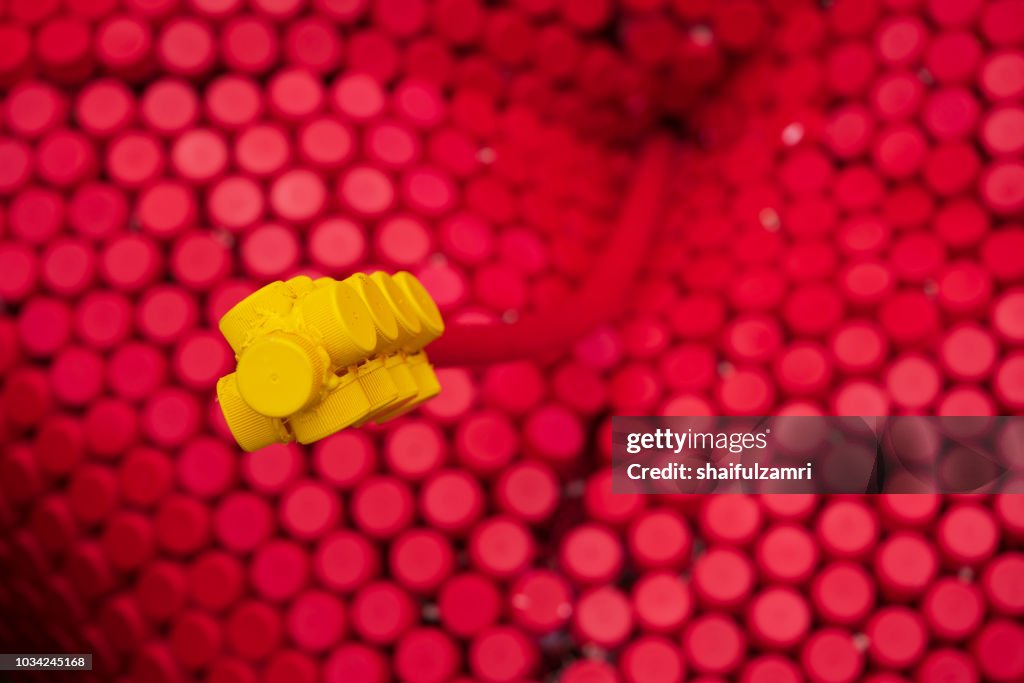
[215,271,444,452]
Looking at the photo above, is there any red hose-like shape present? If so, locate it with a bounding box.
[429,136,674,367]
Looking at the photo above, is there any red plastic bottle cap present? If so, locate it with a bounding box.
[93,15,152,75]
[876,494,940,529]
[170,233,231,292]
[773,342,832,396]
[402,167,457,215]
[924,142,980,196]
[170,610,223,670]
[631,571,691,634]
[389,528,454,594]
[118,446,172,507]
[629,509,692,569]
[232,124,289,178]
[938,504,999,566]
[562,660,619,683]
[740,655,803,683]
[748,587,811,649]
[350,581,415,645]
[923,578,984,641]
[75,79,135,137]
[866,607,929,671]
[874,531,938,598]
[173,332,229,391]
[659,344,714,394]
[311,431,375,490]
[692,547,755,609]
[481,362,545,415]
[982,0,1024,45]
[469,516,534,579]
[68,464,118,525]
[817,500,879,559]
[314,530,378,594]
[494,461,559,523]
[508,569,572,634]
[155,494,211,555]
[412,261,470,313]
[136,560,187,621]
[5,82,67,137]
[925,30,981,83]
[934,199,989,249]
[226,601,283,661]
[469,626,536,683]
[205,76,263,130]
[136,182,195,240]
[722,314,782,364]
[10,187,65,245]
[981,50,1024,101]
[251,539,309,603]
[331,72,385,121]
[383,421,443,481]
[176,437,235,499]
[286,591,346,653]
[885,354,941,411]
[837,214,887,257]
[50,345,105,406]
[243,443,304,493]
[417,469,483,535]
[879,290,940,346]
[918,649,981,683]
[982,553,1024,616]
[270,169,326,224]
[393,80,445,129]
[34,415,84,476]
[324,644,389,683]
[875,15,927,65]
[352,476,415,539]
[241,223,301,279]
[38,237,94,296]
[437,573,500,638]
[937,261,992,315]
[69,183,129,241]
[451,410,516,475]
[206,176,264,232]
[268,69,324,121]
[871,72,924,121]
[524,404,584,464]
[0,138,33,194]
[108,342,167,401]
[339,166,395,217]
[187,551,244,612]
[755,524,818,584]
[716,367,776,415]
[982,162,1024,214]
[394,629,460,683]
[801,629,864,683]
[137,285,198,345]
[683,613,745,676]
[284,18,343,74]
[106,131,164,188]
[428,127,479,178]
[873,124,926,178]
[973,620,1024,682]
[574,585,632,649]
[280,481,341,541]
[307,218,366,271]
[298,118,353,170]
[142,387,201,448]
[138,80,199,138]
[35,129,97,187]
[923,87,979,140]
[188,0,243,20]
[85,397,140,457]
[172,128,228,183]
[375,215,432,267]
[157,19,215,76]
[560,524,623,584]
[213,492,274,553]
[0,243,38,301]
[841,263,891,309]
[102,511,156,570]
[983,106,1024,158]
[206,658,259,683]
[995,353,1024,411]
[18,297,74,358]
[811,561,876,626]
[221,16,279,74]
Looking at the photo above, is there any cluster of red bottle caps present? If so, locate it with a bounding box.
[1,0,1023,681]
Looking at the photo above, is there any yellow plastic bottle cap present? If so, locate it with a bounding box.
[216,374,291,452]
[218,281,294,352]
[343,274,399,348]
[313,277,336,288]
[236,332,327,418]
[285,275,315,296]
[383,353,419,405]
[370,271,422,349]
[289,372,371,444]
[296,281,377,366]
[375,351,442,422]
[354,356,399,416]
[393,271,445,346]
